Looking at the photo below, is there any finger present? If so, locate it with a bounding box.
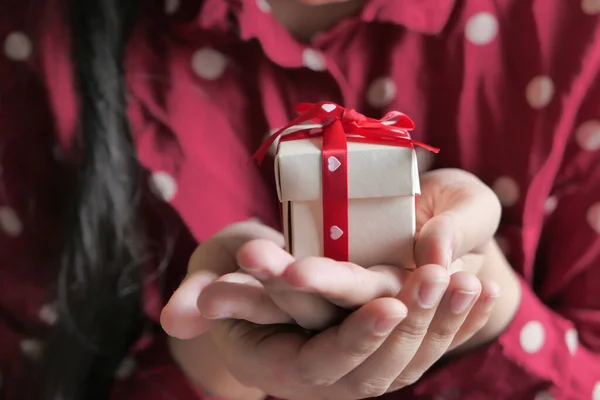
[391,271,481,390]
[210,298,407,397]
[414,170,501,268]
[216,271,262,286]
[340,264,449,395]
[236,238,294,280]
[282,260,406,308]
[198,279,293,325]
[160,272,216,339]
[190,221,284,276]
[238,241,340,330]
[295,298,407,390]
[448,278,500,351]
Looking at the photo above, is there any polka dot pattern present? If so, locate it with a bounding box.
[520,320,545,353]
[115,357,138,380]
[582,0,600,15]
[164,0,180,14]
[20,339,42,359]
[565,328,578,355]
[149,171,178,202]
[0,207,23,237]
[593,381,600,400]
[586,203,600,233]
[526,76,554,109]
[576,120,600,151]
[302,49,327,71]
[592,381,600,400]
[3,31,32,61]
[366,76,397,108]
[256,0,272,13]
[544,196,558,214]
[191,48,228,80]
[534,391,554,400]
[465,12,499,45]
[39,303,58,325]
[492,176,520,207]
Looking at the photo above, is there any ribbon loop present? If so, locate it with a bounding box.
[252,102,438,165]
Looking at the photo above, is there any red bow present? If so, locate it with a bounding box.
[252,102,439,164]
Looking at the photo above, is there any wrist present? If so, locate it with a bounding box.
[168,333,266,400]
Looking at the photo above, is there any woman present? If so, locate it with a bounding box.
[0,0,598,399]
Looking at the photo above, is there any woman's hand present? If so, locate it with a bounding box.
[206,169,511,340]
[161,168,522,399]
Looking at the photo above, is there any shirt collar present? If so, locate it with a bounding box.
[194,0,457,35]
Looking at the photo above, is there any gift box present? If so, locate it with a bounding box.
[253,102,439,269]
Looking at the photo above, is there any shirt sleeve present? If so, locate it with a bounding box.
[410,120,600,399]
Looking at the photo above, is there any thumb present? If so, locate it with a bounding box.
[160,272,217,339]
[414,173,501,269]
[161,220,284,339]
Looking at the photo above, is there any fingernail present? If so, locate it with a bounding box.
[482,294,500,312]
[418,281,447,309]
[450,290,477,314]
[374,315,403,333]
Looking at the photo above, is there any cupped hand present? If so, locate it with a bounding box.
[201,168,502,333]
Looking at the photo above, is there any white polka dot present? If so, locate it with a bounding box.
[520,320,545,353]
[302,48,327,71]
[492,176,520,207]
[39,303,58,325]
[465,12,499,45]
[526,76,554,109]
[586,202,600,233]
[582,0,600,15]
[191,48,228,80]
[115,357,137,380]
[593,381,600,400]
[576,120,600,151]
[534,391,554,400]
[0,207,23,237]
[495,234,511,255]
[164,0,180,14]
[366,76,397,109]
[3,31,33,61]
[565,328,578,355]
[256,0,272,13]
[415,146,435,173]
[544,196,558,214]
[20,339,43,359]
[149,171,178,202]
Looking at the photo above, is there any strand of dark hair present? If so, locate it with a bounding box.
[38,1,144,399]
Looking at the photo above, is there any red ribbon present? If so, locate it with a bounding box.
[253,102,440,262]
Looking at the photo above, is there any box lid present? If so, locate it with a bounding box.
[275,138,420,202]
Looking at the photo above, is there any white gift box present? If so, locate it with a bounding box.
[275,137,421,269]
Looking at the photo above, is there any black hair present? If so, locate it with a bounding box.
[38,1,145,399]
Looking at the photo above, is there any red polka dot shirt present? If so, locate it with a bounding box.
[0,0,599,399]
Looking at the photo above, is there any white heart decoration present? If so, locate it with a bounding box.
[321,103,336,112]
[330,225,343,240]
[327,156,341,172]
